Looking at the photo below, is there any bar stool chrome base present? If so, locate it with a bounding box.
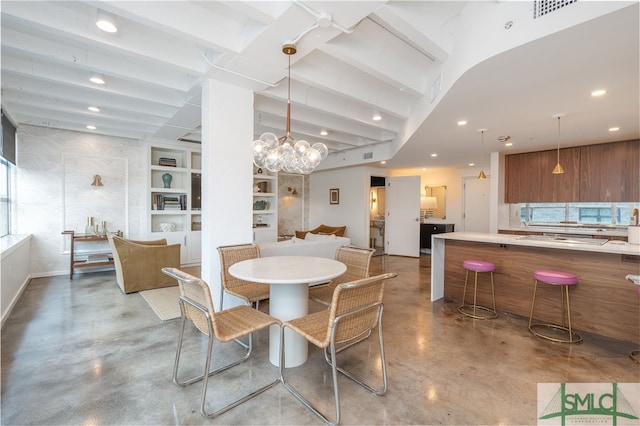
[630,350,640,364]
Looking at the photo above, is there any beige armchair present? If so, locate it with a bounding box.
[107,234,181,293]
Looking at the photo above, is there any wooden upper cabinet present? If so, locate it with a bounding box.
[579,140,639,202]
[505,147,580,203]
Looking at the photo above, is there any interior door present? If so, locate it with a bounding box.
[385,176,421,257]
[463,176,491,232]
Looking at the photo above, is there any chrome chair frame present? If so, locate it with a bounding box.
[280,273,396,425]
[162,268,280,418]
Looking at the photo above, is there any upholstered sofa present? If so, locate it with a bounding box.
[294,224,347,239]
[258,234,351,259]
[107,234,181,293]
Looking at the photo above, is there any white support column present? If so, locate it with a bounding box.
[489,151,500,234]
[201,80,254,309]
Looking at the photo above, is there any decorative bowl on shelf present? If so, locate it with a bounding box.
[159,222,176,232]
[253,200,269,210]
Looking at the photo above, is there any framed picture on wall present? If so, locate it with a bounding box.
[330,188,339,204]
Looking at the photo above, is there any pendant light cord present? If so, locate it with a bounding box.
[556,116,561,163]
[286,53,292,140]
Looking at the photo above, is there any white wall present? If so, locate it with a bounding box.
[15,125,148,277]
[1,235,31,326]
[309,164,498,248]
[388,166,483,232]
[309,166,370,248]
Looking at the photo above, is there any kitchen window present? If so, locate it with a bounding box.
[519,202,639,227]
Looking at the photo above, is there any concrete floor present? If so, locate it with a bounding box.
[2,255,638,425]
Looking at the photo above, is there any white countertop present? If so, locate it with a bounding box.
[434,232,640,255]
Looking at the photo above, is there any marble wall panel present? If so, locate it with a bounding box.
[15,125,146,276]
[278,173,308,235]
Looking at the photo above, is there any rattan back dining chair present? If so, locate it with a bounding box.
[217,244,270,311]
[161,267,280,419]
[309,245,375,306]
[280,272,397,425]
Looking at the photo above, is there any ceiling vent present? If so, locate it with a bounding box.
[533,0,577,19]
[363,152,374,160]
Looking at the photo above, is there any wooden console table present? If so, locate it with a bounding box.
[62,230,122,279]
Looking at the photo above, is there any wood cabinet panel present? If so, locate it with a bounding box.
[420,223,454,249]
[443,240,640,343]
[505,147,580,203]
[579,139,640,202]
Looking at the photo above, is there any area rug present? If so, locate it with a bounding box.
[140,286,181,321]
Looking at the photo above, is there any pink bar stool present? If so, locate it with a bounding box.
[528,269,582,343]
[457,259,497,319]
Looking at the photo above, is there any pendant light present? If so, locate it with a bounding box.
[552,113,565,174]
[251,42,328,174]
[477,129,487,179]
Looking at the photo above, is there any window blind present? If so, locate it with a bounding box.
[1,110,17,165]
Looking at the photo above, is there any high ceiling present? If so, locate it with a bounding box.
[1,1,638,172]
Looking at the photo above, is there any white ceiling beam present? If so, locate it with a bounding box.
[0,2,209,75]
[1,74,182,115]
[1,47,195,96]
[319,19,435,96]
[6,103,160,134]
[4,104,154,140]
[255,95,398,142]
[1,90,172,127]
[291,50,415,119]
[102,1,262,53]
[372,3,458,63]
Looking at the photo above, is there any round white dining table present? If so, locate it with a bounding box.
[228,256,346,367]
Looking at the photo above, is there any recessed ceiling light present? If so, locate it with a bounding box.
[372,111,382,121]
[468,163,475,167]
[96,9,118,33]
[430,153,437,157]
[591,89,607,97]
[320,128,328,136]
[505,142,513,147]
[457,120,467,126]
[609,127,620,132]
[421,167,426,171]
[90,73,105,85]
[86,125,97,130]
[88,106,100,112]
[380,160,386,164]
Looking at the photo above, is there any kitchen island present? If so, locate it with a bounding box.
[431,232,640,343]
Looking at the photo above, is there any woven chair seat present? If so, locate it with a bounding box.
[226,283,270,304]
[213,305,278,342]
[285,310,331,348]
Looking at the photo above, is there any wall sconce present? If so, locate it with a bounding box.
[287,187,298,196]
[370,191,377,209]
[91,175,103,186]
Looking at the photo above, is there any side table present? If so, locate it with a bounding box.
[62,230,122,279]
